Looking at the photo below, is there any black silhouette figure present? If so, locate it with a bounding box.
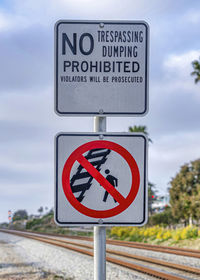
[103,169,118,203]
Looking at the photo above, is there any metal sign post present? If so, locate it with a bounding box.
[94,116,106,280]
[94,226,106,280]
[54,19,149,280]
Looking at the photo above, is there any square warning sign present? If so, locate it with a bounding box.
[55,20,149,116]
[55,133,148,226]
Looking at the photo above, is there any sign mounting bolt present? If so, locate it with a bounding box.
[99,23,104,28]
[99,134,104,139]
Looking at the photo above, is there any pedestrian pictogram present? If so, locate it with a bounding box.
[55,133,147,225]
[103,169,118,203]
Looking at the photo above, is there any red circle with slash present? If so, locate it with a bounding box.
[62,140,140,218]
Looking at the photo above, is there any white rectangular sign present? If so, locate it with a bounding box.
[55,133,148,226]
[55,20,149,116]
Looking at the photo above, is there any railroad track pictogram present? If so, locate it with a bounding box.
[70,148,111,202]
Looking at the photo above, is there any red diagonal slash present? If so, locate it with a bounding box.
[77,154,126,204]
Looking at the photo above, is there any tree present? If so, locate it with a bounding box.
[38,206,44,215]
[169,159,200,225]
[191,57,200,84]
[12,210,28,222]
[128,125,152,143]
[128,125,155,215]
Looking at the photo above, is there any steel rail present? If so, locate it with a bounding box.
[107,239,200,259]
[66,235,200,258]
[1,229,200,280]
[2,229,200,258]
[27,233,200,276]
[21,229,200,257]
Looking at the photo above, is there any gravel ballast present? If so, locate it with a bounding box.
[0,232,65,279]
[54,235,200,269]
[0,232,152,280]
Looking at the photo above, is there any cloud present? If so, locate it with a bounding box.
[1,0,200,222]
[0,27,53,91]
[1,0,199,31]
[163,50,200,80]
[149,131,200,193]
[144,49,200,136]
[0,87,93,131]
[0,181,53,223]
[0,11,11,31]
[152,50,200,102]
[184,9,200,24]
[0,0,199,93]
[160,50,200,101]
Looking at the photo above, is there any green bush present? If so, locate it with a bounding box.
[148,207,178,226]
[26,218,42,229]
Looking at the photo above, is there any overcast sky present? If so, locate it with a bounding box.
[1,0,200,223]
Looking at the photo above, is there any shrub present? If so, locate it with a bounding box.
[173,229,182,241]
[26,218,42,229]
[180,226,198,239]
[148,207,178,226]
[129,227,143,241]
[110,225,199,243]
[162,231,172,240]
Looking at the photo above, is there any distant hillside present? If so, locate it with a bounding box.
[25,212,93,236]
[26,211,69,235]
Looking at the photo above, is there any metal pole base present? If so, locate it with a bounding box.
[94,226,106,280]
[94,116,106,280]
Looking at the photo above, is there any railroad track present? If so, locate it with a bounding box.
[1,229,200,280]
[19,229,200,259]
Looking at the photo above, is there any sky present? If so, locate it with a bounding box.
[0,0,200,223]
